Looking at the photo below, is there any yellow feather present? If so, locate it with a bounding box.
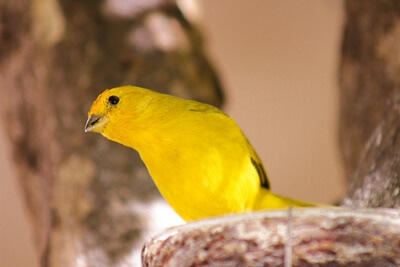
[86,86,316,221]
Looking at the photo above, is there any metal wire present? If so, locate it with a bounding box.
[284,207,293,267]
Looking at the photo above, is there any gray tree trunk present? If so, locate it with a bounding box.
[0,1,222,266]
[339,0,400,208]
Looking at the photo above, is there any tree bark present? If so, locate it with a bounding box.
[143,209,400,267]
[0,0,223,266]
[339,0,400,207]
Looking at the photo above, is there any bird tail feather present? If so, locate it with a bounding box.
[252,189,317,210]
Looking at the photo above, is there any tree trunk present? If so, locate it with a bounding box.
[0,1,223,266]
[339,0,400,207]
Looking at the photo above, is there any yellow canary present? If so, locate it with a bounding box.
[85,86,315,221]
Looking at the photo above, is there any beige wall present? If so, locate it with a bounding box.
[0,1,344,266]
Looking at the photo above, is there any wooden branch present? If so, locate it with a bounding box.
[142,209,400,267]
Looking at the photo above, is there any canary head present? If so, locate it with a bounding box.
[85,86,153,135]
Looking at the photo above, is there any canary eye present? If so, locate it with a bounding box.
[108,95,119,105]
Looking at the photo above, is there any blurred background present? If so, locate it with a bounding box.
[0,1,344,266]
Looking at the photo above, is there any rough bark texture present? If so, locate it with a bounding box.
[0,0,222,266]
[142,209,400,267]
[339,0,400,207]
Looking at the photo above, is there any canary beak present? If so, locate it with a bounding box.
[85,114,109,133]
